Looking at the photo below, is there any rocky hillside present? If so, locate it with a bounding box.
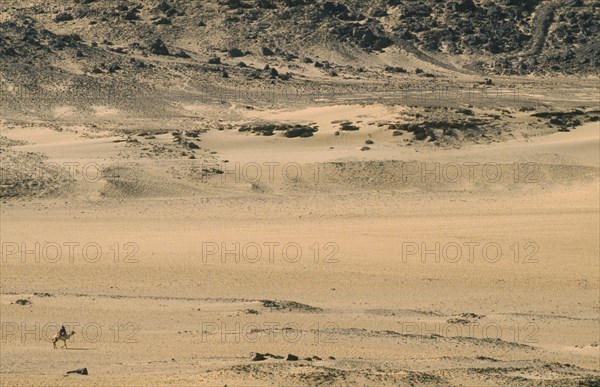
[0,0,598,106]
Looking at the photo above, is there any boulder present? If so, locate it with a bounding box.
[150,39,169,56]
[414,131,428,141]
[55,13,73,22]
[229,48,245,57]
[261,47,275,56]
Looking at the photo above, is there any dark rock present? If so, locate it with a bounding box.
[284,125,318,138]
[251,353,266,361]
[174,50,191,59]
[123,9,140,21]
[323,2,356,20]
[229,48,245,57]
[261,47,275,56]
[155,17,171,25]
[415,131,428,141]
[3,48,18,57]
[340,122,359,131]
[286,354,299,361]
[208,57,221,64]
[150,39,169,55]
[360,146,370,151]
[66,368,88,375]
[385,65,407,73]
[350,23,393,50]
[279,73,292,81]
[450,0,477,13]
[373,9,388,17]
[108,63,121,73]
[365,139,374,144]
[15,299,31,305]
[55,13,74,22]
[155,1,172,12]
[132,59,146,68]
[247,70,261,79]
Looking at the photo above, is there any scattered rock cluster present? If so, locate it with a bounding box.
[388,116,490,142]
[251,352,333,362]
[239,124,319,138]
[531,109,600,130]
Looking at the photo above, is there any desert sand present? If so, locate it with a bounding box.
[1,114,598,386]
[1,0,599,385]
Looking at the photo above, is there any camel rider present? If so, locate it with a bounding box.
[59,325,67,337]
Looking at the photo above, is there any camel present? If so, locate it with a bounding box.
[52,331,75,349]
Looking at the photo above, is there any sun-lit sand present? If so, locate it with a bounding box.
[1,0,599,384]
[1,112,598,385]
